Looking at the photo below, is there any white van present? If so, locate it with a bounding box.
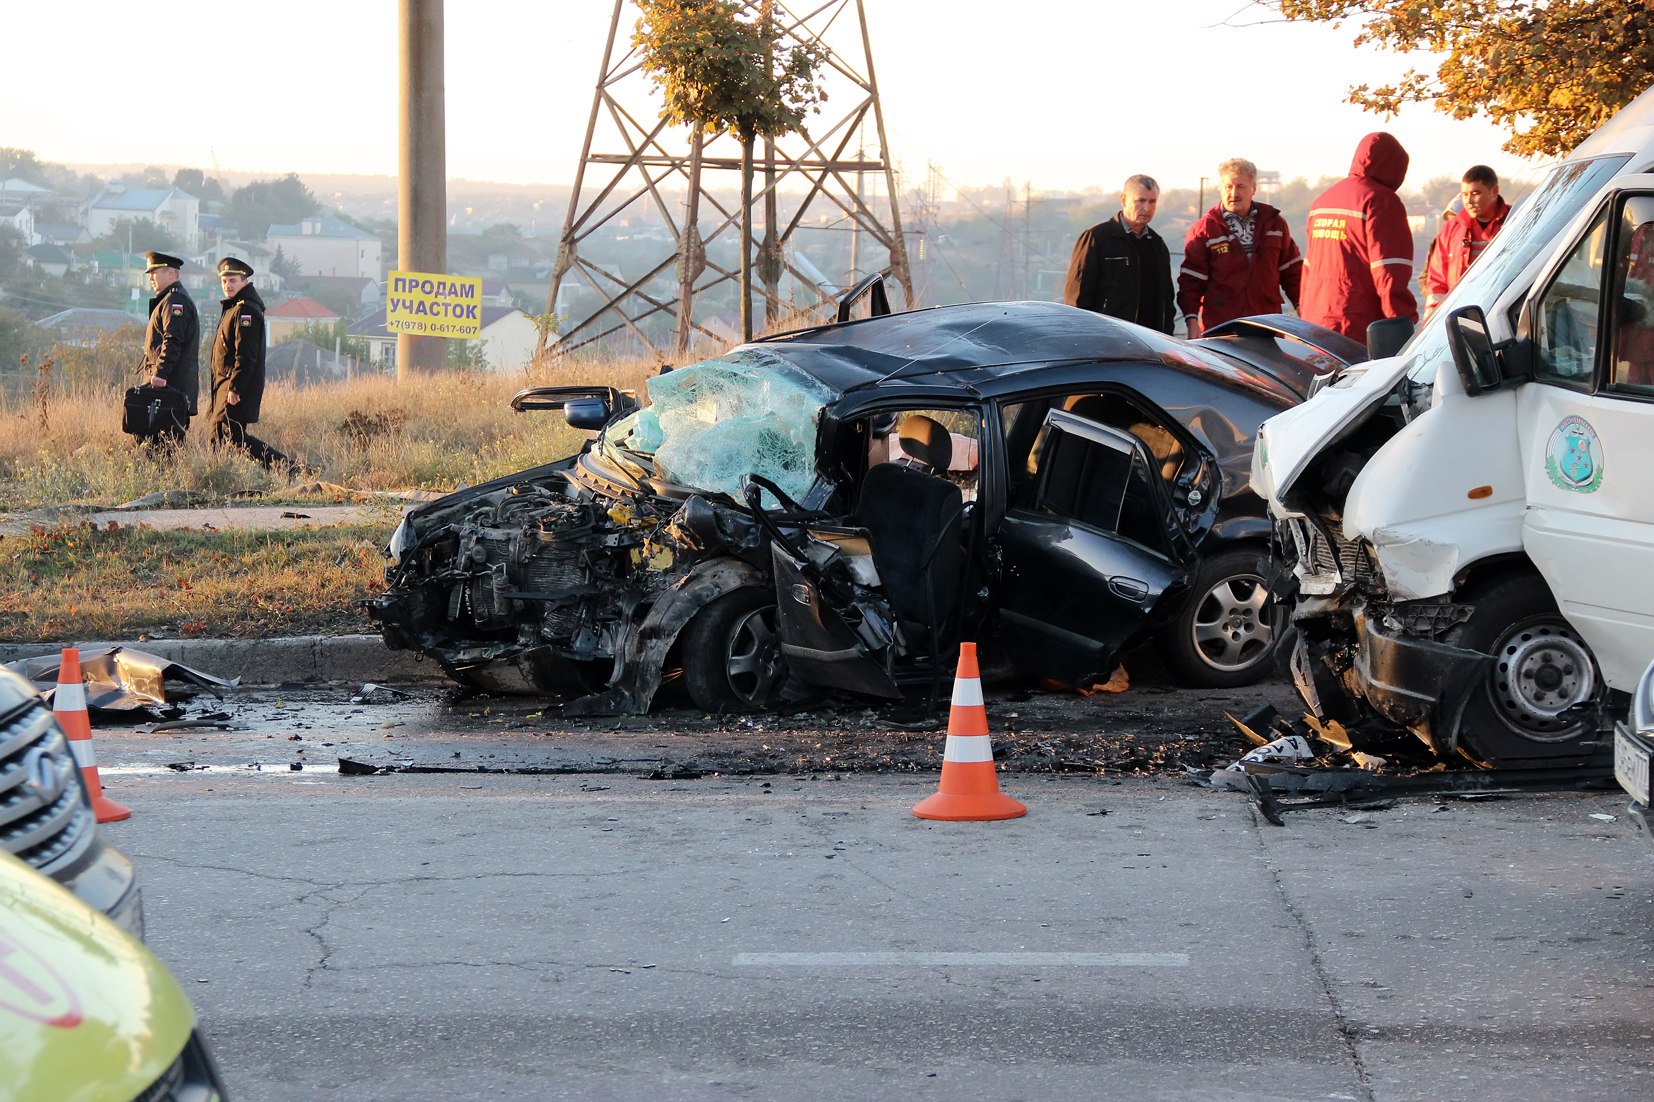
[1253,84,1654,769]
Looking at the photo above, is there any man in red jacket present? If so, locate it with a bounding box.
[1177,157,1302,338]
[1422,165,1511,316]
[1301,132,1419,342]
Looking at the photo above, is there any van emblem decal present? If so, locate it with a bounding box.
[1544,415,1603,493]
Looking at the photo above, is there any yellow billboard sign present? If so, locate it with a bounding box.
[386,270,483,338]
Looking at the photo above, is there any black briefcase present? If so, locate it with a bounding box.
[122,385,189,437]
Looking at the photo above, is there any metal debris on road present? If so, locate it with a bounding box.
[7,646,237,712]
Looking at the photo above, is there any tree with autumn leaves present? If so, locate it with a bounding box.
[1273,0,1654,158]
[633,0,827,342]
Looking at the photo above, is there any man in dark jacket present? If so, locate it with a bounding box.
[1178,157,1302,337]
[208,257,292,471]
[1422,165,1511,316]
[1301,132,1419,342]
[135,251,199,449]
[1062,175,1175,334]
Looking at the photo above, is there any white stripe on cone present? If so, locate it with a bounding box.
[942,733,994,763]
[951,678,984,708]
[54,683,87,713]
[69,740,96,768]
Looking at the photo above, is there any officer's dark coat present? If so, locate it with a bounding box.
[141,280,200,416]
[210,283,267,423]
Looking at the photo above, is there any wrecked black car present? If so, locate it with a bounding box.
[369,298,1364,714]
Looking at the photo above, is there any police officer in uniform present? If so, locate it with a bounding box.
[209,256,292,471]
[136,251,199,449]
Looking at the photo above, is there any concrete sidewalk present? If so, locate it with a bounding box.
[2,500,439,686]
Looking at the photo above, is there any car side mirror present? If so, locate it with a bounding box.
[1445,305,1506,396]
[1365,317,1414,360]
[562,397,611,430]
[836,273,891,323]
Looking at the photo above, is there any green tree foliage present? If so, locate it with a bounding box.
[279,320,371,363]
[172,168,225,203]
[226,173,322,238]
[87,217,180,255]
[634,0,827,339]
[0,148,48,185]
[1271,0,1654,157]
[271,246,302,281]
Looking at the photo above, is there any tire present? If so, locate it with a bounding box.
[682,588,785,713]
[1156,547,1282,688]
[1445,575,1603,766]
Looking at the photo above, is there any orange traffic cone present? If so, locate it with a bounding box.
[913,642,1027,821]
[54,648,130,823]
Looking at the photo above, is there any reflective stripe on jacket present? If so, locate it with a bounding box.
[1300,132,1418,342]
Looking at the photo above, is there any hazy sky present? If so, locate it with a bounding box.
[4,1,1543,196]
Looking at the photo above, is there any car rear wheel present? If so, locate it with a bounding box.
[683,589,785,713]
[1445,575,1603,767]
[1156,547,1281,688]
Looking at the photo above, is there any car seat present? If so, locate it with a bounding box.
[856,425,966,666]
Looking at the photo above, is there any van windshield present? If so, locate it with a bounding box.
[1403,156,1633,383]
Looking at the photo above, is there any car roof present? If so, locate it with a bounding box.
[756,301,1164,388]
[755,300,1305,404]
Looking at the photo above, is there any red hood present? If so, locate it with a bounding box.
[1349,132,1409,191]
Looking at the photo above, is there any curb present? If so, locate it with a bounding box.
[0,635,445,687]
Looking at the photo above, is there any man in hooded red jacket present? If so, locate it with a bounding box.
[1301,132,1419,342]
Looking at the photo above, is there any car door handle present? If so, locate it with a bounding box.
[1109,576,1150,602]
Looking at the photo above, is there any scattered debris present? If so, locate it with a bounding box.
[133,713,239,734]
[1199,703,1614,825]
[7,647,237,712]
[352,683,412,705]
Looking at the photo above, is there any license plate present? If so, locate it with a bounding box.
[1615,724,1650,804]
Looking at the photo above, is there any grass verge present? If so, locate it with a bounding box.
[0,520,393,643]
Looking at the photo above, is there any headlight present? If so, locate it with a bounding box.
[385,516,413,567]
[1634,658,1654,735]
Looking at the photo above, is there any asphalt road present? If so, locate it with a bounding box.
[100,757,1654,1100]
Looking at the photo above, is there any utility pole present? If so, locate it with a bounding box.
[397,0,447,379]
[1022,181,1032,300]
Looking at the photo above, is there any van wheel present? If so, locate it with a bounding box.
[683,589,785,713]
[1156,547,1281,688]
[1444,575,1603,766]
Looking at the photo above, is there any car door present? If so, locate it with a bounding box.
[993,410,1195,685]
[1519,191,1654,689]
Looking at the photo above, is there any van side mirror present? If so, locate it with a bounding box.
[1445,306,1504,396]
[1365,317,1414,360]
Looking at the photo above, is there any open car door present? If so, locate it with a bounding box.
[994,411,1196,685]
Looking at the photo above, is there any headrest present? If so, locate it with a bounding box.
[897,414,951,470]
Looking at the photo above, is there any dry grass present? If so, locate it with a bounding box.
[0,345,661,512]
[0,521,390,642]
[0,346,665,643]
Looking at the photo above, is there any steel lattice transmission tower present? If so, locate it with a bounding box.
[543,0,912,359]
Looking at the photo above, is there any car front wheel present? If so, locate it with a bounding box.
[1156,547,1281,688]
[1444,575,1604,767]
[682,589,786,713]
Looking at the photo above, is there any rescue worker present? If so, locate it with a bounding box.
[1177,157,1302,338]
[1301,132,1419,342]
[1422,165,1511,316]
[208,257,292,471]
[1062,174,1175,334]
[134,251,199,450]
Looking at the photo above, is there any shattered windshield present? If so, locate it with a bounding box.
[601,348,837,504]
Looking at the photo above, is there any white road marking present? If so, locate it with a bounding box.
[733,951,1188,967]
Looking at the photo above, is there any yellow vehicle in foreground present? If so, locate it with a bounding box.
[0,850,228,1102]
